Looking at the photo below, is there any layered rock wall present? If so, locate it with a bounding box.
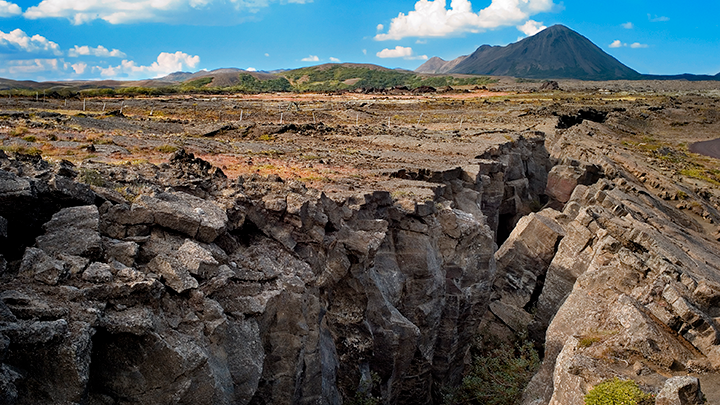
[0,137,550,405]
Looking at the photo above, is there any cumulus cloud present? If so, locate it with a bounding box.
[375,0,556,40]
[24,0,313,25]
[0,0,21,17]
[301,55,320,62]
[69,45,126,58]
[517,19,546,36]
[329,57,340,62]
[621,22,634,29]
[376,46,427,60]
[71,62,87,74]
[0,28,62,56]
[97,51,200,79]
[0,58,68,76]
[609,40,648,49]
[246,67,257,71]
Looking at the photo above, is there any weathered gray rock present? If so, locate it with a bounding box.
[545,165,585,203]
[177,240,219,279]
[0,215,6,238]
[82,262,113,283]
[36,205,102,258]
[103,237,139,267]
[0,170,34,200]
[135,192,227,243]
[656,376,704,405]
[102,307,154,335]
[491,210,565,330]
[57,254,89,276]
[147,254,199,293]
[19,247,65,285]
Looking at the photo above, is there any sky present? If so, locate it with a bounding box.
[0,0,718,81]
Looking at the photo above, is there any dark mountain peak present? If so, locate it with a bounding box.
[543,24,572,33]
[419,25,642,81]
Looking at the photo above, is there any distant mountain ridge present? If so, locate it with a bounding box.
[417,25,642,80]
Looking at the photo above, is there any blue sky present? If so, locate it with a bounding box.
[0,0,718,81]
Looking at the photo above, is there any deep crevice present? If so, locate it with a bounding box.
[496,213,515,247]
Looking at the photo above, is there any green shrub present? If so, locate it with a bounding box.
[78,168,105,187]
[584,378,653,405]
[444,338,540,405]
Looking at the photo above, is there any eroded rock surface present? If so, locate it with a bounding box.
[0,137,547,405]
[2,95,720,405]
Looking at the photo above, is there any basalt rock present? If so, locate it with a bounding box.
[0,141,545,405]
[3,110,720,405]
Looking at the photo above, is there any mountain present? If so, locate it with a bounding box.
[417,25,643,81]
[415,56,469,74]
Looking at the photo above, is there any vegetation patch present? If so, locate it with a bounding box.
[156,144,178,153]
[584,378,653,405]
[78,168,105,187]
[443,335,540,405]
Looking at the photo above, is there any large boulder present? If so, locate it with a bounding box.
[146,254,199,293]
[656,376,704,405]
[36,205,102,259]
[490,210,565,331]
[19,247,66,285]
[134,192,227,243]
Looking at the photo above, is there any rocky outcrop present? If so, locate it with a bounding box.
[516,120,720,404]
[3,105,720,405]
[0,139,548,405]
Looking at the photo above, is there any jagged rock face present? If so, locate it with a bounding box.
[510,120,720,404]
[0,140,547,405]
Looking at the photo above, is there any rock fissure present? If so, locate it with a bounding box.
[2,94,720,404]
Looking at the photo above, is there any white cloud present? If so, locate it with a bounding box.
[377,24,384,31]
[0,28,62,56]
[0,0,21,17]
[375,0,556,40]
[301,55,320,62]
[376,45,428,60]
[329,57,340,62]
[24,0,314,25]
[0,58,68,76]
[97,51,200,79]
[648,14,669,22]
[246,67,257,71]
[72,62,87,74]
[609,40,648,49]
[517,19,545,36]
[362,49,367,55]
[264,53,270,57]
[69,45,126,58]
[621,22,633,29]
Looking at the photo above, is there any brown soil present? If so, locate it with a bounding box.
[1,85,719,203]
